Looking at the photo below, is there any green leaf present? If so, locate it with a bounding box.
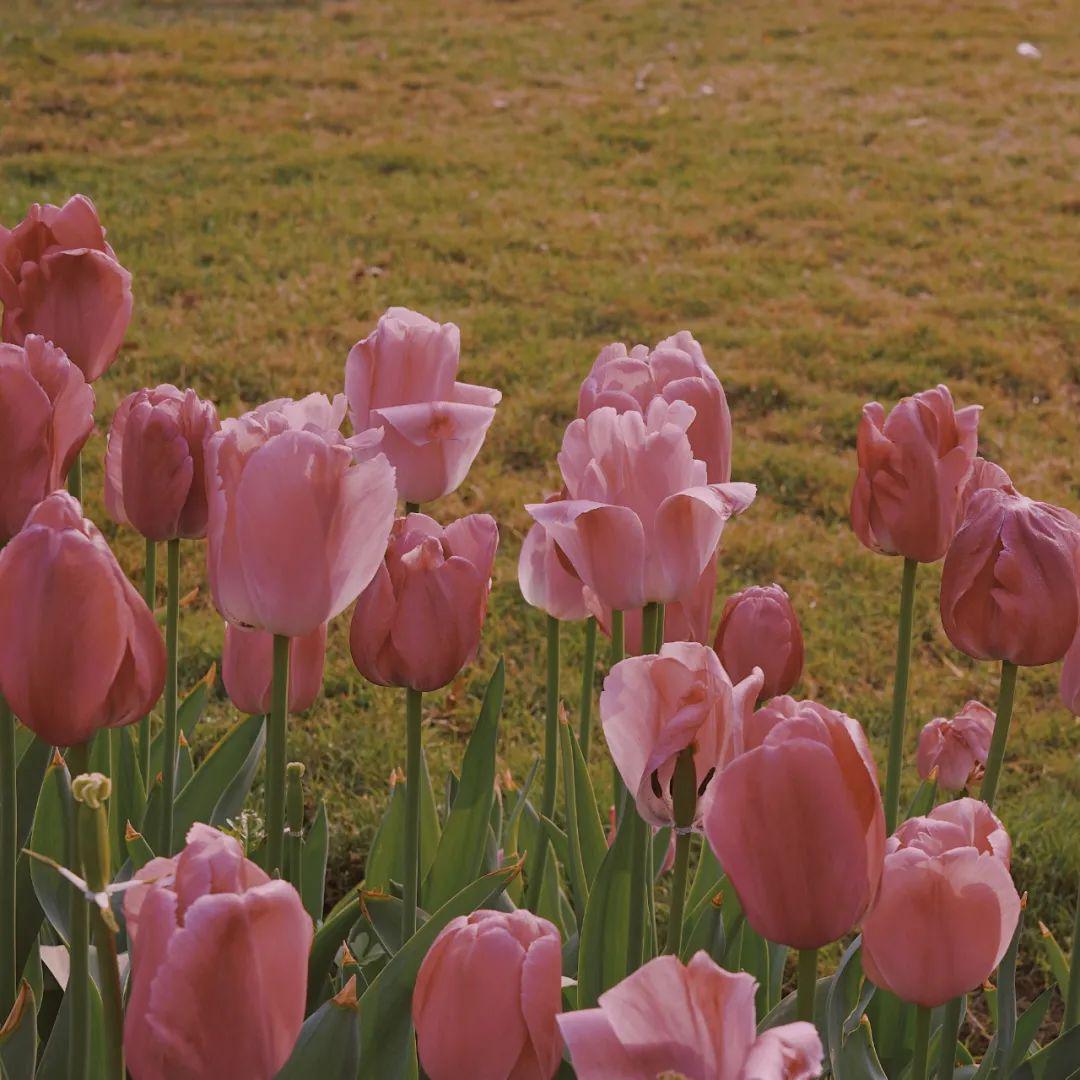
[1005,990,1054,1073]
[15,736,51,851]
[557,720,590,920]
[277,978,360,1080]
[124,827,155,872]
[301,800,329,921]
[361,892,429,956]
[567,723,607,883]
[1036,921,1070,1003]
[365,781,406,892]
[991,908,1024,1073]
[423,661,504,910]
[358,861,521,1079]
[681,895,725,965]
[110,728,147,870]
[540,816,571,870]
[904,778,937,821]
[28,756,73,945]
[36,965,106,1080]
[825,937,886,1080]
[148,674,212,779]
[0,982,37,1080]
[307,890,363,1014]
[1009,1026,1080,1080]
[418,750,440,883]
[686,839,724,915]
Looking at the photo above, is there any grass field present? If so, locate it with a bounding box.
[2,0,1077,995]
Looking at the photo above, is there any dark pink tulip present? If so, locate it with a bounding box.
[527,401,754,611]
[413,909,563,1080]
[0,195,132,381]
[940,487,1080,666]
[345,307,500,504]
[205,394,397,637]
[705,696,885,950]
[350,512,498,691]
[0,492,164,746]
[861,798,1020,1008]
[850,385,980,563]
[578,331,733,483]
[105,384,220,541]
[915,700,994,790]
[558,951,822,1080]
[960,456,1015,512]
[601,642,762,829]
[124,823,312,1079]
[518,494,590,621]
[713,583,804,700]
[222,620,327,715]
[0,334,94,542]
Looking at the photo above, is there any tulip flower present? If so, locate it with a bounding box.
[0,334,94,543]
[413,909,563,1080]
[578,331,732,483]
[345,307,501,505]
[960,456,1014,512]
[915,700,994,791]
[558,951,823,1080]
[350,512,498,692]
[861,798,1020,1008]
[104,384,220,541]
[0,492,164,747]
[517,497,590,623]
[527,400,755,612]
[124,823,312,1079]
[713,583,803,700]
[222,620,327,715]
[0,195,132,381]
[1060,628,1080,715]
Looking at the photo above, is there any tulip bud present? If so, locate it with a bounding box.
[221,620,327,715]
[915,700,994,791]
[713,583,804,699]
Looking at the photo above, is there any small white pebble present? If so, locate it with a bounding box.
[1016,42,1042,59]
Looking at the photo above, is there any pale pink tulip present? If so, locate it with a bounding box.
[714,584,804,700]
[345,307,500,504]
[1060,628,1080,714]
[0,334,93,542]
[222,620,327,715]
[0,195,132,381]
[124,823,312,1079]
[350,512,498,691]
[518,494,590,621]
[915,700,994,790]
[413,909,563,1080]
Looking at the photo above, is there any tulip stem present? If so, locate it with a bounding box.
[884,557,918,834]
[138,538,157,788]
[912,1004,931,1080]
[641,603,659,656]
[611,610,626,821]
[159,538,181,855]
[265,634,292,877]
[0,694,14,1016]
[796,948,817,1022]
[286,762,305,895]
[578,617,598,755]
[626,811,647,973]
[66,741,90,1080]
[665,747,697,955]
[936,996,963,1080]
[527,616,560,910]
[402,687,423,940]
[66,449,82,501]
[1065,876,1080,1031]
[980,660,1018,809]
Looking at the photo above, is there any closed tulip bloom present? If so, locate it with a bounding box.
[940,487,1080,667]
[850,385,980,563]
[915,700,994,790]
[861,798,1020,1008]
[578,331,733,483]
[124,823,312,1079]
[601,642,763,829]
[0,492,164,746]
[558,952,822,1080]
[205,394,396,638]
[350,512,498,691]
[0,195,132,381]
[413,909,563,1080]
[705,696,885,949]
[222,620,327,715]
[527,400,754,612]
[345,307,501,504]
[714,584,804,700]
[0,334,94,542]
[518,494,590,621]
[960,456,1015,512]
[105,384,220,541]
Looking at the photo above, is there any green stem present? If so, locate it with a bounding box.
[0,695,14,1015]
[884,557,918,834]
[641,603,659,657]
[912,1004,931,1080]
[980,660,1018,809]
[656,603,666,648]
[665,746,697,955]
[402,687,423,940]
[158,538,181,854]
[265,634,292,876]
[286,762,305,895]
[66,742,90,1080]
[610,610,626,819]
[626,810,647,973]
[578,617,598,755]
[665,832,692,955]
[138,538,157,788]
[404,501,420,515]
[527,616,560,909]
[559,713,588,922]
[797,948,817,1022]
[1065,876,1080,1031]
[936,996,963,1080]
[66,449,82,501]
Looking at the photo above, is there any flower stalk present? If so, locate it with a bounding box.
[402,686,423,940]
[265,634,292,876]
[980,660,1018,809]
[884,557,918,834]
[159,537,181,854]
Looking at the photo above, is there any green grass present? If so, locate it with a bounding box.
[2,0,1076,985]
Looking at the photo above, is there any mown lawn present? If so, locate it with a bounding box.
[2,0,1076,991]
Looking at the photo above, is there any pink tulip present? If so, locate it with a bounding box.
[345,307,501,504]
[1060,627,1080,714]
[558,952,822,1080]
[0,334,94,542]
[124,823,312,1079]
[0,195,132,381]
[713,584,804,700]
[601,642,763,829]
[518,494,590,621]
[0,492,164,746]
[222,620,327,715]
[413,909,563,1080]
[578,331,733,483]
[527,401,754,612]
[861,798,1020,1008]
[915,700,994,790]
[205,394,396,638]
[940,487,1080,667]
[960,456,1015,512]
[350,512,498,691]
[850,385,980,563]
[704,696,885,949]
[104,384,220,541]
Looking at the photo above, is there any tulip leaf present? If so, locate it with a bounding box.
[357,861,521,1079]
[147,674,212,779]
[1009,1025,1080,1080]
[557,721,590,920]
[124,827,155,872]
[651,827,672,880]
[686,839,724,914]
[108,728,146,871]
[307,889,363,1014]
[681,893,725,965]
[16,735,51,851]
[1005,989,1054,1073]
[1036,922,1070,1000]
[14,854,43,983]
[361,892,430,956]
[540,816,571,869]
[277,978,360,1080]
[566,723,607,883]
[537,845,568,938]
[422,660,504,911]
[0,981,37,1080]
[36,963,106,1080]
[365,781,406,892]
[904,777,937,821]
[418,750,440,883]
[991,907,1024,1073]
[301,799,329,921]
[822,937,887,1080]
[28,756,73,945]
